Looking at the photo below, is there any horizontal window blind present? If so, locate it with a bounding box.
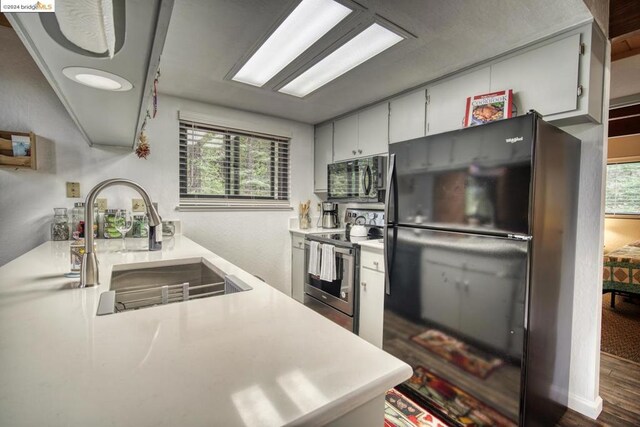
[179,120,290,203]
[606,161,640,215]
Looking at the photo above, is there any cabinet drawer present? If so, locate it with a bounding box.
[361,249,384,273]
[292,235,305,250]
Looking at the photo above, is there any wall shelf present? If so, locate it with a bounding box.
[0,130,37,170]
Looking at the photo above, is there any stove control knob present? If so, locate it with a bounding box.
[341,291,346,298]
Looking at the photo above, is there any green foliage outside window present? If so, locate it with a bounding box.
[606,162,640,215]
[181,125,289,200]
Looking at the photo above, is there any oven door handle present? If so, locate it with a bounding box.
[304,242,353,256]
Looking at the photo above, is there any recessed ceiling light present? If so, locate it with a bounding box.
[279,23,403,97]
[232,0,352,87]
[62,67,133,91]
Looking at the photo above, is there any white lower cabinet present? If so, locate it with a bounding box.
[358,247,385,347]
[291,234,305,302]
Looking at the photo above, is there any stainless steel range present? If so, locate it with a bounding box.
[303,208,384,333]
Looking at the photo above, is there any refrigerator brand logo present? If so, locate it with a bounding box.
[505,136,524,144]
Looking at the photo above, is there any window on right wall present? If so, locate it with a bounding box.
[605,161,640,216]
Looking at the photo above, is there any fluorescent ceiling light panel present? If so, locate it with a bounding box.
[232,0,352,87]
[280,23,403,97]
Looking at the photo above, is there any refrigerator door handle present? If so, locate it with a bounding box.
[384,226,397,295]
[384,154,396,223]
[384,154,397,294]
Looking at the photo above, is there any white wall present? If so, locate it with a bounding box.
[560,122,606,418]
[0,27,315,294]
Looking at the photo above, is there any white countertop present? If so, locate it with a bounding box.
[0,236,410,426]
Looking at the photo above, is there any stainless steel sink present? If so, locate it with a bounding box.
[96,258,252,315]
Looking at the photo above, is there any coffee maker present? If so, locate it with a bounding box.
[321,202,339,229]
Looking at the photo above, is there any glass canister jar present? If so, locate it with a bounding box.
[132,214,148,238]
[51,208,70,241]
[71,202,85,239]
[103,209,122,239]
[91,203,98,238]
[71,202,99,239]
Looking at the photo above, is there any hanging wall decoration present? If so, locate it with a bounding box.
[136,130,150,159]
[136,68,160,159]
[153,69,160,118]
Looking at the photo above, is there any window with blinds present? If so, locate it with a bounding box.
[179,120,290,206]
[606,161,640,216]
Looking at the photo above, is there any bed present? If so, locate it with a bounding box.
[603,241,640,308]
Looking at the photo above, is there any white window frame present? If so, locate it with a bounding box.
[605,156,640,219]
[177,111,292,211]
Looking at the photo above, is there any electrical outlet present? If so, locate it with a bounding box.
[66,182,80,198]
[96,198,108,212]
[132,198,146,212]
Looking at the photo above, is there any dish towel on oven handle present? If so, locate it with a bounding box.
[308,241,321,277]
[320,244,337,282]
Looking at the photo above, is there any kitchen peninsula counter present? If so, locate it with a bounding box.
[0,236,411,426]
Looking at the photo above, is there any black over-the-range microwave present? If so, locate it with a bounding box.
[327,156,387,202]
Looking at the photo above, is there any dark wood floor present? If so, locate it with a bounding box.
[557,352,640,426]
[384,309,640,426]
[384,309,523,423]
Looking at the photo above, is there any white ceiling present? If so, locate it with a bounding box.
[159,0,593,124]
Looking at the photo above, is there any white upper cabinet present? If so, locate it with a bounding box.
[333,104,389,161]
[358,103,389,157]
[333,114,359,161]
[389,89,426,143]
[489,33,581,118]
[426,67,491,136]
[314,123,333,192]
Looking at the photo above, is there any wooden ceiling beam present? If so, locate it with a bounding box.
[609,103,640,137]
[610,0,640,40]
[609,117,640,137]
[610,104,640,119]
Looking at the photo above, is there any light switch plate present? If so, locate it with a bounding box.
[96,198,108,212]
[66,182,80,198]
[132,199,146,212]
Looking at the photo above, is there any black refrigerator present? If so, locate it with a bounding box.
[384,113,580,427]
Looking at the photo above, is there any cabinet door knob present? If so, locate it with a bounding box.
[358,149,362,154]
[298,242,303,247]
[352,150,356,155]
[361,282,367,288]
[373,261,379,267]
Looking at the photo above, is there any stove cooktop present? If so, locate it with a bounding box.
[306,229,383,247]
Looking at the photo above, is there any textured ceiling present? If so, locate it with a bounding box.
[159,0,593,124]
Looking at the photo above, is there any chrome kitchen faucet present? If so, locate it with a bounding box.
[79,178,163,288]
